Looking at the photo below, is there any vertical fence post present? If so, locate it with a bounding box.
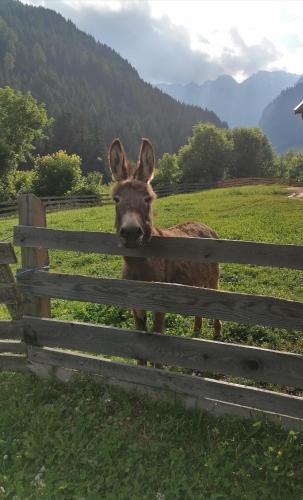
[18,194,51,318]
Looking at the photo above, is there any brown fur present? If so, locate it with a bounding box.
[109,138,222,364]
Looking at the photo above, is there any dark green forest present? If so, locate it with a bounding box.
[0,0,225,179]
[259,80,303,153]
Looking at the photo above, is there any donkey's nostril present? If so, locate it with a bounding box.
[120,225,143,241]
[134,226,143,237]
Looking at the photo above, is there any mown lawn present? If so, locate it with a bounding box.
[1,184,303,498]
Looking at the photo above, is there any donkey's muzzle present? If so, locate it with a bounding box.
[119,225,143,247]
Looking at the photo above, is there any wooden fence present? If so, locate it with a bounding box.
[0,177,299,218]
[1,193,303,430]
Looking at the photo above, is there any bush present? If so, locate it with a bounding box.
[71,171,103,197]
[0,173,16,201]
[33,150,82,196]
[277,151,303,183]
[14,170,36,195]
[153,153,181,189]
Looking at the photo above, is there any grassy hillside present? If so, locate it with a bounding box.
[1,184,303,351]
[1,184,303,499]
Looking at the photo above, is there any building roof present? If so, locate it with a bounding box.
[294,100,303,115]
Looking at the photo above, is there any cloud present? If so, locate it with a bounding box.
[22,0,281,83]
[46,1,223,84]
[219,28,280,76]
[283,34,303,51]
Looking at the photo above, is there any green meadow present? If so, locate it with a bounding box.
[1,184,303,499]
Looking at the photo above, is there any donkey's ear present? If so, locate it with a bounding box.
[135,138,155,183]
[108,138,129,181]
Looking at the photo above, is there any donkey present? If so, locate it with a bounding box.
[108,138,222,361]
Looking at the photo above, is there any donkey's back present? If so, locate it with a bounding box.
[155,221,219,288]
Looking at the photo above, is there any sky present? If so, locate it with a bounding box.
[21,0,303,84]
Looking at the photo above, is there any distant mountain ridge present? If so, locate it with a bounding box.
[158,71,300,128]
[0,0,226,177]
[259,80,303,153]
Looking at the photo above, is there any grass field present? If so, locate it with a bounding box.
[1,184,303,498]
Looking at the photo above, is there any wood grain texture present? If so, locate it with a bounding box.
[106,378,303,431]
[23,317,303,388]
[28,346,303,419]
[18,194,50,318]
[14,225,303,269]
[0,243,17,264]
[0,282,19,305]
[0,354,28,372]
[0,264,23,319]
[0,320,23,340]
[0,341,25,354]
[17,271,303,331]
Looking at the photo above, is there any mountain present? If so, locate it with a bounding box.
[259,81,303,153]
[158,71,300,128]
[0,1,226,178]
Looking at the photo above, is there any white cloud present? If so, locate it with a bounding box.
[21,0,302,82]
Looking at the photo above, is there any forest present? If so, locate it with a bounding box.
[0,0,225,179]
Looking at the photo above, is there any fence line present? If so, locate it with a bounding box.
[16,271,303,331]
[0,177,299,218]
[14,225,303,269]
[1,192,303,430]
[23,316,303,388]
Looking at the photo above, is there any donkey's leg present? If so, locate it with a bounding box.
[152,312,165,369]
[213,319,222,339]
[133,309,147,366]
[208,274,222,339]
[153,312,165,334]
[193,316,203,336]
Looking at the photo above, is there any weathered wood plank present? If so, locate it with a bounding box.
[14,225,303,269]
[0,264,23,318]
[0,243,17,264]
[23,317,303,388]
[0,354,28,372]
[18,194,50,318]
[0,320,23,340]
[18,271,303,331]
[0,341,25,354]
[28,346,303,419]
[106,378,303,431]
[0,283,19,304]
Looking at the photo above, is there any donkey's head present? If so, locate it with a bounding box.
[108,138,156,248]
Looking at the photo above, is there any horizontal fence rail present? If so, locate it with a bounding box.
[0,243,17,264]
[23,317,303,388]
[27,346,303,424]
[14,226,303,270]
[17,271,303,331]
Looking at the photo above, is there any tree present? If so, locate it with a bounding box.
[277,151,303,183]
[0,86,52,176]
[178,123,233,183]
[229,127,275,178]
[153,153,182,188]
[33,150,82,196]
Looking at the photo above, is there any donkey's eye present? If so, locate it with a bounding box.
[113,196,120,203]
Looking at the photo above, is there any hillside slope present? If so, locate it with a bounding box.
[159,71,299,128]
[0,0,225,177]
[259,81,303,153]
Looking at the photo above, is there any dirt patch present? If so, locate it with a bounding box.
[287,186,303,198]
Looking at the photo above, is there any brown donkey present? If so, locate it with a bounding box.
[109,138,222,361]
